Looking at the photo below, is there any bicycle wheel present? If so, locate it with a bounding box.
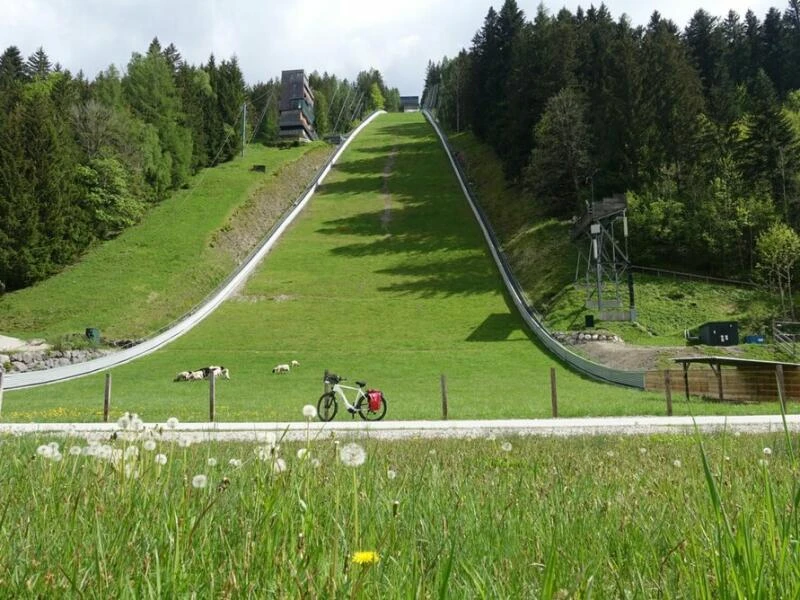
[317,392,338,422]
[358,393,387,421]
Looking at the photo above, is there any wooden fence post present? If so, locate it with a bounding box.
[0,370,4,420]
[664,369,673,416]
[550,367,558,418]
[103,373,112,423]
[776,364,787,413]
[209,372,216,422]
[440,374,448,420]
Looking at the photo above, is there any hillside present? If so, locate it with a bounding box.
[446,131,781,370]
[0,142,332,344]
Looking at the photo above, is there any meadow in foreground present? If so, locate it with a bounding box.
[2,409,800,598]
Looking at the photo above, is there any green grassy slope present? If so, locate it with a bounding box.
[0,143,327,342]
[5,113,789,422]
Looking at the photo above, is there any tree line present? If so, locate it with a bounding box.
[422,1,800,295]
[0,39,399,293]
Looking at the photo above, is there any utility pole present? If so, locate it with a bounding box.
[242,102,247,157]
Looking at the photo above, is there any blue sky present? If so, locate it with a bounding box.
[2,0,781,96]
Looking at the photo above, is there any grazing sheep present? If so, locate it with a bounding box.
[272,363,290,374]
[188,370,205,380]
[204,365,230,380]
[290,360,300,368]
[174,371,192,382]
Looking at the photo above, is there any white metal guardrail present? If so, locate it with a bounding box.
[423,110,646,389]
[4,111,387,390]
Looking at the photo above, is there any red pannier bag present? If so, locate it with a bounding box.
[367,390,383,411]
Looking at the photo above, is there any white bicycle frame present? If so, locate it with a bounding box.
[331,382,367,412]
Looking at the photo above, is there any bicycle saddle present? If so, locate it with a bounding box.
[355,380,366,387]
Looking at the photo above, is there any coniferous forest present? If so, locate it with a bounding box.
[0,39,398,293]
[422,1,800,285]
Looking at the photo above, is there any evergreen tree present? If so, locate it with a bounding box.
[25,47,52,80]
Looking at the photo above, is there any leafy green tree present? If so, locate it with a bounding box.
[756,222,800,318]
[367,82,385,112]
[77,157,144,238]
[524,87,592,217]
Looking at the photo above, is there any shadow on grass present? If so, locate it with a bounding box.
[466,313,527,341]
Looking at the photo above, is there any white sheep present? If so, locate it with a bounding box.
[272,363,290,374]
[290,360,300,368]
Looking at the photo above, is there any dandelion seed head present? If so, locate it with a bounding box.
[297,448,309,460]
[387,469,397,480]
[165,417,179,429]
[733,431,741,437]
[273,458,287,473]
[639,447,648,455]
[143,440,157,452]
[501,442,513,452]
[124,446,139,460]
[117,414,130,429]
[302,405,317,419]
[177,436,192,448]
[154,453,168,465]
[340,443,366,467]
[36,445,53,458]
[229,458,242,468]
[207,457,217,467]
[673,459,682,468]
[311,458,321,469]
[192,474,208,489]
[48,441,59,450]
[68,446,82,456]
[763,447,773,456]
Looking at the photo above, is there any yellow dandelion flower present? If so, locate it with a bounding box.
[352,551,380,566]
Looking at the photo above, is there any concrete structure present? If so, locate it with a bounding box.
[400,96,420,112]
[279,69,316,141]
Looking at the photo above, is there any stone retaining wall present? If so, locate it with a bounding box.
[0,349,115,373]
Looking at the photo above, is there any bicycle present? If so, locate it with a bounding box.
[317,373,388,422]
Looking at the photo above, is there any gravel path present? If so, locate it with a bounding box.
[2,415,798,443]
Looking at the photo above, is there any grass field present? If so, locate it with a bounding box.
[4,424,800,597]
[3,112,795,422]
[0,142,328,342]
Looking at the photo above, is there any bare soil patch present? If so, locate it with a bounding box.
[572,340,710,371]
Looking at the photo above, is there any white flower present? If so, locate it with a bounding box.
[36,445,54,458]
[302,405,317,419]
[117,414,131,429]
[673,460,682,468]
[605,450,615,458]
[207,457,217,467]
[229,458,242,468]
[124,463,140,479]
[48,441,60,451]
[340,443,366,467]
[387,469,397,480]
[763,447,773,456]
[129,415,144,431]
[124,446,139,460]
[166,417,179,429]
[733,431,741,438]
[272,458,287,473]
[192,474,208,489]
[177,437,192,448]
[639,447,648,455]
[297,448,309,460]
[143,440,157,452]
[51,452,63,462]
[68,446,82,456]
[154,453,168,465]
[311,458,321,469]
[501,442,513,452]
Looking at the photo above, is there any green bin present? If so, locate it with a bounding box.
[85,327,101,344]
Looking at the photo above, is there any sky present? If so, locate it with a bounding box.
[2,0,781,97]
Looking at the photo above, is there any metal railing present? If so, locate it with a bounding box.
[423,110,646,389]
